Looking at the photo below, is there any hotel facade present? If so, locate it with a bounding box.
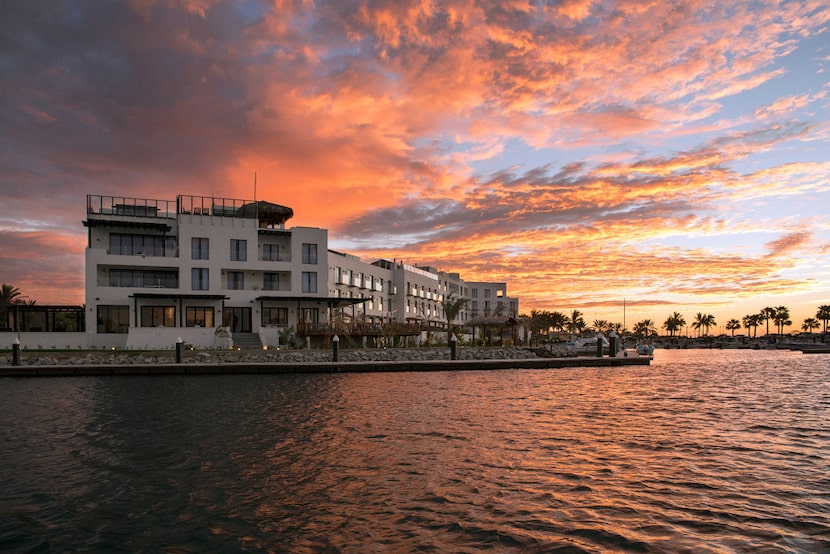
[3,194,519,349]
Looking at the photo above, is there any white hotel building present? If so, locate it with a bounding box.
[81,194,519,349]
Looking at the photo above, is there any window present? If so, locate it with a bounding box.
[186,307,214,327]
[109,269,178,288]
[300,308,318,323]
[97,305,129,334]
[191,268,209,291]
[262,307,288,326]
[263,244,280,261]
[263,272,279,291]
[471,288,479,298]
[191,237,209,260]
[109,233,168,257]
[140,306,175,327]
[230,239,247,261]
[497,289,504,298]
[228,271,244,290]
[484,289,491,298]
[302,271,317,293]
[302,243,318,264]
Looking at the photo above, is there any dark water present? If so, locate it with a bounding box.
[1,350,828,553]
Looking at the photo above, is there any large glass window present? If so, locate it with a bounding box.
[109,269,178,288]
[109,233,167,257]
[140,306,175,327]
[302,271,317,293]
[230,239,247,261]
[302,243,318,264]
[191,237,209,260]
[263,244,281,261]
[263,272,279,291]
[191,268,209,291]
[262,307,288,326]
[228,271,244,290]
[300,308,318,323]
[97,305,129,334]
[186,307,214,328]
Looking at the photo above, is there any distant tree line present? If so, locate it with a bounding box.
[520,304,830,342]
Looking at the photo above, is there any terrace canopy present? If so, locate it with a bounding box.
[466,316,518,346]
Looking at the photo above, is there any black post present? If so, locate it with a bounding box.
[12,338,21,366]
[176,337,183,364]
[450,333,457,360]
[332,334,339,362]
[609,331,618,357]
[596,335,603,357]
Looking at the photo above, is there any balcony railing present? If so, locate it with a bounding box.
[87,195,176,219]
[297,321,424,336]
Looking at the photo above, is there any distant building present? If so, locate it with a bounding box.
[6,193,519,349]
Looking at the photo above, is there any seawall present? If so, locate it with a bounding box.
[0,355,650,377]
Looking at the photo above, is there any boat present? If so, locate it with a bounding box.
[636,343,655,355]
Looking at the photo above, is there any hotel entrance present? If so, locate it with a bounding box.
[223,307,252,333]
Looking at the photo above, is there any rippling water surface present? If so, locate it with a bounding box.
[1,349,828,552]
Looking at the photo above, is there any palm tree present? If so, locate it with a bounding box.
[441,293,469,344]
[662,311,686,337]
[566,309,586,335]
[725,318,741,337]
[692,312,716,337]
[802,318,820,334]
[0,284,24,330]
[551,311,568,333]
[816,305,830,333]
[773,306,791,336]
[593,319,610,333]
[633,319,656,338]
[759,306,776,336]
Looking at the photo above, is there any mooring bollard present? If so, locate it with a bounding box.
[176,336,183,363]
[609,330,618,357]
[12,337,21,366]
[450,333,457,360]
[596,335,604,357]
[332,334,339,362]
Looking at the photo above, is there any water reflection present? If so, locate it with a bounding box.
[1,350,828,552]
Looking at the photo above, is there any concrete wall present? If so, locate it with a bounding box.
[1,332,90,350]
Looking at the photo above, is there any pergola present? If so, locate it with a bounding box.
[466,316,518,346]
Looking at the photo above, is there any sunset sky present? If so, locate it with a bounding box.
[1,0,829,332]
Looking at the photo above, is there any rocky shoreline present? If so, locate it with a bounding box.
[4,345,574,367]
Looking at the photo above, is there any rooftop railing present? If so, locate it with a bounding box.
[178,195,258,219]
[87,195,176,219]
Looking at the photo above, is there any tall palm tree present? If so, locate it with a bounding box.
[760,306,776,336]
[0,284,24,330]
[725,318,741,337]
[693,312,716,337]
[441,293,469,344]
[773,306,791,335]
[815,305,830,333]
[703,314,716,336]
[567,309,586,335]
[663,311,685,337]
[742,314,753,337]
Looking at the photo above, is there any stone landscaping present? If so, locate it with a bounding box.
[2,345,579,366]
